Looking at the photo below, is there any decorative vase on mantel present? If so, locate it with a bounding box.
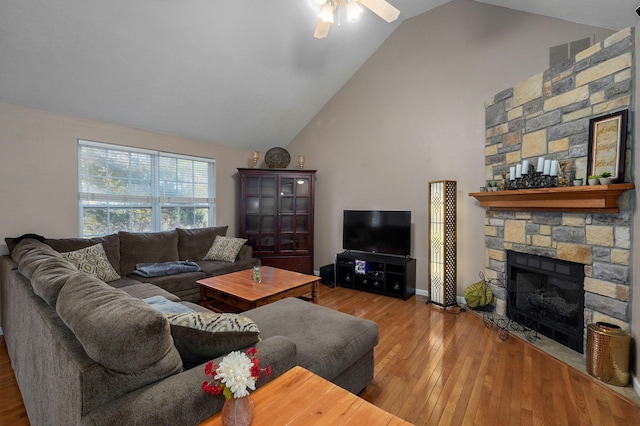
[221,396,255,426]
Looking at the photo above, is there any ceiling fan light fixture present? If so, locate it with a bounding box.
[314,0,327,5]
[319,2,335,23]
[346,1,364,22]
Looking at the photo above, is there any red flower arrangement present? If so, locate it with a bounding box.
[202,347,272,400]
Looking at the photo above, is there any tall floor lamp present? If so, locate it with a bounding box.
[428,180,457,308]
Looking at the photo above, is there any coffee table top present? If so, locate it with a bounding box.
[199,366,413,425]
[197,266,319,303]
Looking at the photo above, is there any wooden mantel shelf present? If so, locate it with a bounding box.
[469,183,635,213]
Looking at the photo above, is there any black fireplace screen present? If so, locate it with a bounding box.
[507,251,585,353]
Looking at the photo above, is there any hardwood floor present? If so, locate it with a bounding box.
[0,337,28,425]
[1,286,639,425]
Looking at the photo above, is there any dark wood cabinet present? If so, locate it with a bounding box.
[238,168,316,274]
[335,252,416,300]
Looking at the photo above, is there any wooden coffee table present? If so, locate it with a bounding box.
[198,266,319,312]
[199,366,413,425]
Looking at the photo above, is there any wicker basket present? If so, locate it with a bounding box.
[586,322,630,386]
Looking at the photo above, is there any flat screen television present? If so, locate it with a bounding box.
[342,210,411,256]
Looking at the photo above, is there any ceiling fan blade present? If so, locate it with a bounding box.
[314,19,332,39]
[358,0,400,23]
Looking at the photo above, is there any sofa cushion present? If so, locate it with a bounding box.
[61,243,121,282]
[56,272,183,376]
[203,236,248,262]
[244,298,379,382]
[5,233,45,252]
[117,282,182,302]
[119,230,179,276]
[12,239,65,278]
[30,257,78,306]
[196,257,257,277]
[42,233,121,275]
[128,270,206,296]
[164,311,260,366]
[176,226,229,261]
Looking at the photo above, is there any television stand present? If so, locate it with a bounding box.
[335,252,416,300]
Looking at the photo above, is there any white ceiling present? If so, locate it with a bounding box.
[0,0,637,151]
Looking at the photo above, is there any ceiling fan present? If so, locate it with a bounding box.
[313,0,401,39]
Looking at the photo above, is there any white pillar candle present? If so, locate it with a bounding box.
[550,160,559,176]
[510,166,515,180]
[522,160,529,174]
[543,159,551,175]
[516,164,522,178]
[537,157,545,172]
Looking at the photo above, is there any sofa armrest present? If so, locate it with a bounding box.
[236,244,253,262]
[81,336,297,426]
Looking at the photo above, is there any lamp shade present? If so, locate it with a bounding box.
[428,180,457,308]
[346,1,364,22]
[319,3,335,23]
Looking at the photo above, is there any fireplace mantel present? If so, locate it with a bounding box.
[469,183,635,213]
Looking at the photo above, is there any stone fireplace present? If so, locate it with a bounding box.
[480,28,634,353]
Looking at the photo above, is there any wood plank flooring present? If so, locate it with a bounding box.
[1,285,639,425]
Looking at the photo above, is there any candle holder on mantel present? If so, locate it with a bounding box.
[558,161,569,187]
[500,171,508,191]
[508,163,559,190]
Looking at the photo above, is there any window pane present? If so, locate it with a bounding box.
[82,206,152,236]
[82,208,109,237]
[161,206,209,230]
[296,179,309,196]
[281,216,293,232]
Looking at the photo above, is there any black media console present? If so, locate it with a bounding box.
[335,251,416,300]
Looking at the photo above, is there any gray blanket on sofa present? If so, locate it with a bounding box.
[132,261,202,277]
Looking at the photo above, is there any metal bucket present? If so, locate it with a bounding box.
[586,322,630,386]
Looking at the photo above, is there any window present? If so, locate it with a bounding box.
[78,140,215,237]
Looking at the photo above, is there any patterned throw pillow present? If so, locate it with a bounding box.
[61,243,121,282]
[203,236,248,262]
[164,311,260,366]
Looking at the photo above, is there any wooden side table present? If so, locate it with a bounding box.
[199,366,413,425]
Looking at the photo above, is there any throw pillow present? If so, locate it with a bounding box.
[176,226,229,261]
[61,243,121,282]
[203,236,248,262]
[164,311,260,365]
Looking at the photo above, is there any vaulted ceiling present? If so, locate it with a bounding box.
[1,0,637,150]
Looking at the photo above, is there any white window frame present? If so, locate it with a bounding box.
[78,140,216,236]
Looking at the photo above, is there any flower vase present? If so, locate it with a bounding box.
[221,396,255,426]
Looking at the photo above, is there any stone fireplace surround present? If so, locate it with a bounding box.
[481,28,634,352]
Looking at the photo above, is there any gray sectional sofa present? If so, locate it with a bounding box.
[0,229,379,425]
[3,226,258,302]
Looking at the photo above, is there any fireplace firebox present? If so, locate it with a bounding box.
[506,251,585,353]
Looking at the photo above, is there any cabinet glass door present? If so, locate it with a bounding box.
[243,175,276,254]
[279,177,310,254]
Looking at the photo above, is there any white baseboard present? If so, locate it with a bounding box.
[633,374,640,399]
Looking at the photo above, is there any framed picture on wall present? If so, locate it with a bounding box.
[587,109,628,182]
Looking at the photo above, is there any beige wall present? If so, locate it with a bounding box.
[0,102,251,254]
[287,0,614,294]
